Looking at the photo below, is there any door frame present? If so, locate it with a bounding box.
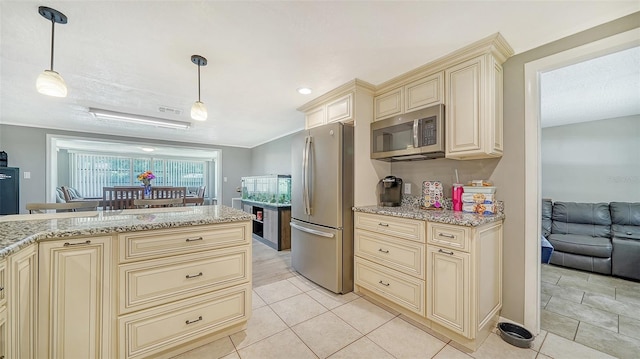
[522,28,639,332]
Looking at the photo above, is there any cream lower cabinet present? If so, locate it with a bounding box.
[426,221,503,349]
[7,244,37,359]
[0,258,6,359]
[38,236,112,359]
[354,212,426,316]
[117,222,252,359]
[354,212,503,352]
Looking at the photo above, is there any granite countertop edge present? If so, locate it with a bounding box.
[353,205,505,227]
[0,205,252,260]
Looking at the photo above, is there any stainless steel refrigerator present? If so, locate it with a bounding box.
[291,122,354,294]
[0,167,20,215]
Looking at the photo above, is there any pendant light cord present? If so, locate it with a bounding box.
[49,19,55,71]
[197,63,201,102]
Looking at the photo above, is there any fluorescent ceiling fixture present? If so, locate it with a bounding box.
[297,87,312,95]
[140,147,155,152]
[88,108,191,129]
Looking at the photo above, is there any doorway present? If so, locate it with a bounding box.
[523,28,639,334]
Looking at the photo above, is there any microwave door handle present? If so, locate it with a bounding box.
[413,119,419,148]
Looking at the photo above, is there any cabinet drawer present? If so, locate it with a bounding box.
[427,222,470,252]
[354,257,424,316]
[355,212,425,243]
[119,246,250,314]
[355,229,425,279]
[119,283,250,359]
[118,222,250,263]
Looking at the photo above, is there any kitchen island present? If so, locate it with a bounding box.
[352,205,503,352]
[0,205,253,359]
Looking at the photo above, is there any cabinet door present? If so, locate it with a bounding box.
[305,106,325,129]
[0,306,6,359]
[326,93,353,124]
[38,236,112,359]
[446,57,482,156]
[405,72,443,112]
[262,207,278,247]
[7,244,37,359]
[374,88,403,121]
[445,55,503,159]
[426,245,470,338]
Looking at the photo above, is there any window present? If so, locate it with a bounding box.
[69,152,210,198]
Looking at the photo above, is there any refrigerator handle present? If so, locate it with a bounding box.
[413,119,419,148]
[303,135,312,215]
[290,222,335,238]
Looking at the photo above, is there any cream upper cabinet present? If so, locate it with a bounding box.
[445,54,504,159]
[404,72,443,112]
[326,93,353,124]
[305,106,325,129]
[426,221,503,344]
[7,244,37,359]
[374,88,403,121]
[304,92,355,129]
[38,236,112,359]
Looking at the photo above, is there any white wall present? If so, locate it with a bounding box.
[541,115,640,202]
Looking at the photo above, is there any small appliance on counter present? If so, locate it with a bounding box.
[377,176,403,207]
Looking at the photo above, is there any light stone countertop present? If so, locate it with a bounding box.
[0,205,253,259]
[353,205,505,227]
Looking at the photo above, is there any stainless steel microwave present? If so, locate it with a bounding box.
[370,104,445,161]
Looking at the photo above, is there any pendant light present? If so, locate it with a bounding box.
[190,55,208,121]
[36,6,68,97]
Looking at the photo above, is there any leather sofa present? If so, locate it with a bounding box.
[543,200,640,281]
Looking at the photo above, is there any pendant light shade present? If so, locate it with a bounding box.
[36,70,67,97]
[37,7,68,97]
[191,55,208,121]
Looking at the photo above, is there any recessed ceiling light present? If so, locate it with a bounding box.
[141,147,155,152]
[297,87,312,95]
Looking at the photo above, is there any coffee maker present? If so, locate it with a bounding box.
[377,176,403,207]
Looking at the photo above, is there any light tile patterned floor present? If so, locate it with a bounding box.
[173,273,618,359]
[540,263,640,358]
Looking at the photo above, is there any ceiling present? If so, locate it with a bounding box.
[1,1,638,148]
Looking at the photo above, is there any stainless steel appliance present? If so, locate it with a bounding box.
[377,176,403,206]
[291,122,354,294]
[370,104,444,161]
[0,167,20,215]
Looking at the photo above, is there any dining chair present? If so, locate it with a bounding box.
[26,201,99,214]
[103,187,144,210]
[133,198,185,208]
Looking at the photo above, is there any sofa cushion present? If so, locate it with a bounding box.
[610,202,640,240]
[541,199,552,238]
[547,233,612,258]
[551,202,611,237]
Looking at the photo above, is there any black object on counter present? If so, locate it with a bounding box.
[377,176,403,207]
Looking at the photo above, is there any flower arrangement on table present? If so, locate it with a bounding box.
[137,171,156,186]
[138,171,156,197]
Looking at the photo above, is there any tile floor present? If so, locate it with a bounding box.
[540,263,640,358]
[173,273,619,359]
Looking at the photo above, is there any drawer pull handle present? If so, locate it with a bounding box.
[378,223,389,227]
[185,316,203,325]
[185,237,204,242]
[186,272,203,279]
[378,280,390,287]
[438,233,455,239]
[378,248,389,254]
[64,240,91,247]
[0,286,4,292]
[438,249,454,255]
